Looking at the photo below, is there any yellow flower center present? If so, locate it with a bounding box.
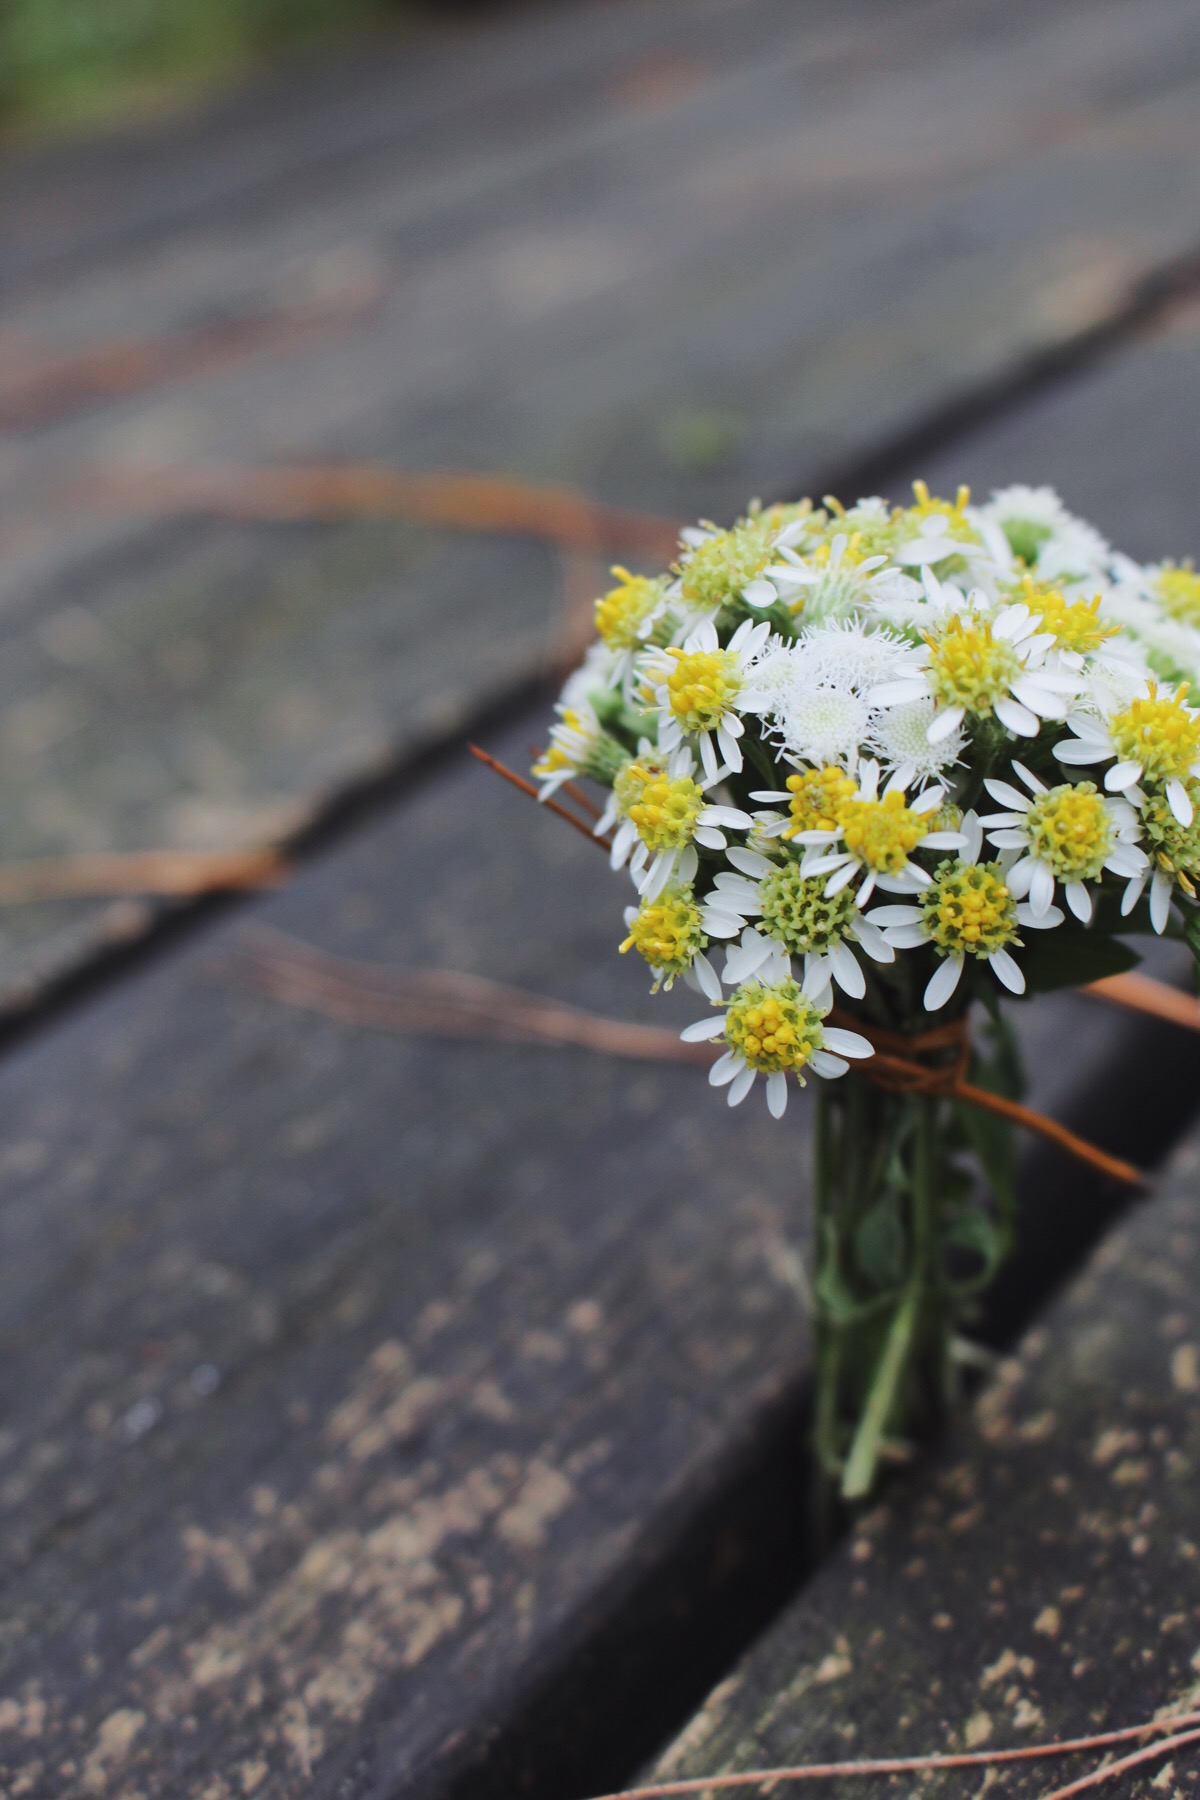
[626,771,706,852]
[594,566,665,650]
[892,480,978,548]
[925,615,1020,715]
[1019,580,1117,653]
[782,766,858,840]
[620,886,705,985]
[1022,781,1112,882]
[1154,563,1200,627]
[921,861,1018,957]
[1109,685,1200,784]
[724,979,825,1076]
[838,789,926,873]
[1141,781,1200,897]
[665,648,742,732]
[679,520,772,611]
[759,863,857,954]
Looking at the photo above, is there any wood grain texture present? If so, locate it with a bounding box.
[640,1134,1200,1798]
[0,703,1193,1800]
[3,0,1200,1006]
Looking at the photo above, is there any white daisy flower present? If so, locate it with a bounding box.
[985,763,1144,928]
[639,617,771,779]
[870,594,1079,742]
[619,884,723,1000]
[868,812,1064,1010]
[532,644,623,796]
[680,962,874,1118]
[762,532,917,623]
[699,847,895,999]
[1054,681,1200,827]
[601,746,753,902]
[980,760,1147,923]
[980,485,1110,585]
[866,696,965,788]
[790,760,965,905]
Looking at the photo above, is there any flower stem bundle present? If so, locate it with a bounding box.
[531,483,1200,1506]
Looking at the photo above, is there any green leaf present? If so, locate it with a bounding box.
[854,1196,906,1291]
[944,1204,1012,1294]
[1017,927,1141,995]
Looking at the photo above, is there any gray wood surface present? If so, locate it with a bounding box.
[2,0,1200,1009]
[640,1132,1200,1798]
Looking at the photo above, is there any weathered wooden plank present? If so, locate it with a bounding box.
[638,1133,1200,1798]
[2,0,1200,1011]
[0,691,1194,1800]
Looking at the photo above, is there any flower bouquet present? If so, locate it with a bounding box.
[527,482,1200,1509]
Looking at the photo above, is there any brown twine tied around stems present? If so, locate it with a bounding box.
[826,1007,1146,1189]
[473,746,1147,1189]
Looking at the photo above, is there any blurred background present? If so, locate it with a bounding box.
[1,0,1198,1021]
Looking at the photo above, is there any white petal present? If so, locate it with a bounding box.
[693,953,723,1001]
[924,956,964,1010]
[726,846,774,877]
[1167,779,1194,827]
[694,826,727,850]
[869,678,930,707]
[887,925,931,949]
[867,905,923,925]
[1150,871,1173,935]
[1105,760,1143,792]
[993,695,1039,737]
[809,1050,848,1079]
[830,942,866,998]
[1009,759,1047,796]
[822,1027,874,1060]
[1065,882,1092,923]
[1120,874,1147,917]
[919,831,967,850]
[709,1051,742,1087]
[1015,904,1063,929]
[727,1064,757,1106]
[988,947,1025,994]
[765,1071,789,1117]
[824,861,859,896]
[984,778,1032,811]
[927,705,966,744]
[1055,740,1109,766]
[986,829,1028,849]
[742,580,778,609]
[682,1016,727,1042]
[959,812,984,864]
[1029,861,1056,917]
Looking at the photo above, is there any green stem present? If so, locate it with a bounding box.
[840,1280,919,1500]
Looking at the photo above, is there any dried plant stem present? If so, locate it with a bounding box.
[81,464,682,561]
[584,1710,1200,1800]
[0,848,285,901]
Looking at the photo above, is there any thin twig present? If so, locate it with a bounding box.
[585,1710,1200,1800]
[1039,1723,1200,1799]
[1084,968,1200,1031]
[0,847,286,902]
[79,464,682,561]
[230,926,714,1066]
[469,745,611,849]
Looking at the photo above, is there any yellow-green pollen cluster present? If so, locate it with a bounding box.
[594,566,666,651]
[620,886,705,986]
[1022,781,1112,882]
[1141,781,1200,897]
[839,789,926,874]
[679,520,773,612]
[664,646,742,733]
[1019,580,1116,654]
[782,765,857,840]
[723,979,824,1077]
[1109,686,1200,784]
[616,758,705,852]
[920,860,1018,958]
[897,480,977,541]
[926,615,1020,717]
[1154,563,1200,628]
[759,863,857,955]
